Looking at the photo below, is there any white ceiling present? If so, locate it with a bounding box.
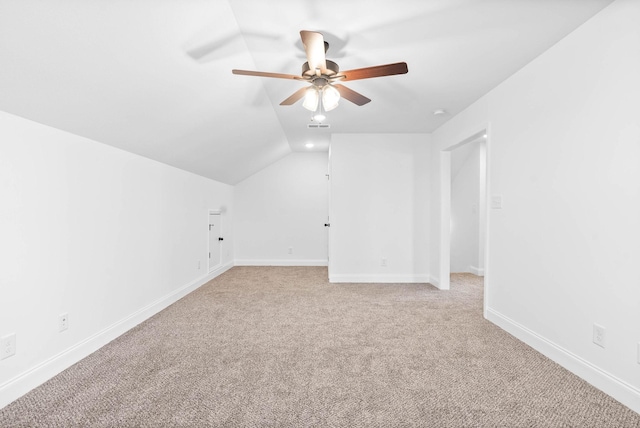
[0,0,613,184]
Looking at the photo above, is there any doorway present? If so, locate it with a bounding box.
[440,129,489,315]
[450,138,486,275]
[208,212,222,271]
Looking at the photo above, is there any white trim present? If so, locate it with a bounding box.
[469,265,485,276]
[208,260,233,278]
[482,124,492,319]
[329,274,430,283]
[234,259,328,267]
[439,127,491,308]
[429,275,447,290]
[438,149,452,291]
[486,307,640,414]
[0,261,233,410]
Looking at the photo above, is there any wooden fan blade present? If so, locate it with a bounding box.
[232,69,303,80]
[333,84,371,106]
[300,30,327,74]
[338,62,408,81]
[280,87,308,105]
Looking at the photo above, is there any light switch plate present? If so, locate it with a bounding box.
[491,195,503,209]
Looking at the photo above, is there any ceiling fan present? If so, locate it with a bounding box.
[232,30,408,121]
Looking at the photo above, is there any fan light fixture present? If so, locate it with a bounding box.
[303,85,340,122]
[322,85,340,111]
[302,87,319,111]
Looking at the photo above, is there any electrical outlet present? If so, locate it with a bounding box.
[288,247,293,255]
[1,334,16,360]
[59,313,69,332]
[381,258,388,267]
[592,323,606,348]
[197,260,201,270]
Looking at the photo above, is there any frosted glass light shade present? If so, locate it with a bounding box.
[302,87,319,111]
[312,112,326,122]
[322,85,340,111]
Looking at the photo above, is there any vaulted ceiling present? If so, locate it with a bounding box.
[0,0,613,184]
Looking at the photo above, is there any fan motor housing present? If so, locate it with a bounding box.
[302,60,339,78]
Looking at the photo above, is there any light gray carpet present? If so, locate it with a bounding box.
[1,267,638,427]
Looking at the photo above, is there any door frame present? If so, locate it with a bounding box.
[439,127,491,318]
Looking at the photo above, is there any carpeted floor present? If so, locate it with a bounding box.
[1,267,639,427]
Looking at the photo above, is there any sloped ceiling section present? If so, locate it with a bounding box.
[0,0,613,184]
[0,0,290,184]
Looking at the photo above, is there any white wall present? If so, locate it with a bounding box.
[0,112,234,408]
[450,142,482,274]
[431,0,640,412]
[329,134,430,283]
[233,152,328,266]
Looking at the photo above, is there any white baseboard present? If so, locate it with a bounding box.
[0,261,234,410]
[329,274,430,283]
[429,275,451,290]
[486,307,640,414]
[234,259,328,267]
[469,265,485,276]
